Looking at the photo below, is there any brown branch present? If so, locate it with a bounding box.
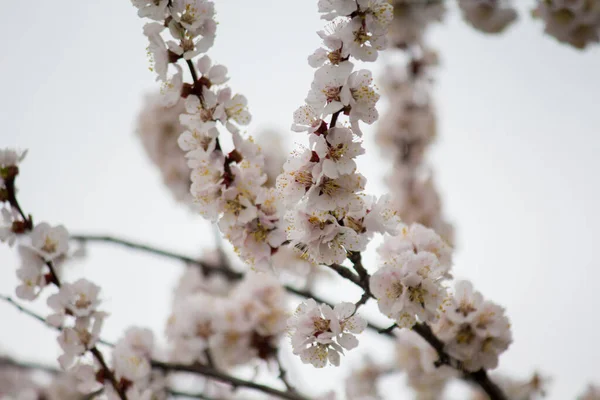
[276,356,297,394]
[0,356,60,375]
[0,295,312,400]
[326,263,361,285]
[0,294,115,348]
[152,361,310,400]
[69,234,506,399]
[71,234,242,280]
[168,389,219,400]
[71,234,396,335]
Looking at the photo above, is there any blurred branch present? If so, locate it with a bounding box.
[0,294,115,348]
[168,389,218,400]
[326,255,507,400]
[71,234,388,332]
[0,295,310,400]
[71,234,242,280]
[152,361,310,400]
[0,356,60,375]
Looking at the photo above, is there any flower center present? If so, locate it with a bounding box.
[42,236,58,254]
[456,325,475,345]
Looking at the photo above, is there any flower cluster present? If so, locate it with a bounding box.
[0,149,29,246]
[289,299,367,368]
[0,150,123,398]
[344,357,385,400]
[166,270,289,369]
[458,0,517,34]
[136,93,194,207]
[135,0,292,267]
[580,385,600,400]
[279,0,398,265]
[370,223,452,328]
[433,281,512,371]
[46,279,107,372]
[375,45,454,244]
[471,372,549,400]
[386,0,445,47]
[395,329,455,398]
[533,0,600,49]
[111,328,166,399]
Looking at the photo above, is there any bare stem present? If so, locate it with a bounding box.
[276,356,297,394]
[71,234,242,280]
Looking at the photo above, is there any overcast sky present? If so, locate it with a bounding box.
[1,1,600,399]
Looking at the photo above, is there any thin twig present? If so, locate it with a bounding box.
[186,59,199,83]
[168,389,218,400]
[0,294,115,348]
[0,356,60,375]
[71,234,242,280]
[276,356,297,394]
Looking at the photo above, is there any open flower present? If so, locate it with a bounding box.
[289,299,367,368]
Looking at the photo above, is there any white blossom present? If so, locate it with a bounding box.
[171,0,215,32]
[29,222,69,261]
[340,69,380,135]
[313,127,364,178]
[160,64,184,107]
[136,94,194,206]
[196,55,229,85]
[362,194,401,236]
[338,17,386,62]
[289,300,366,368]
[113,327,154,384]
[292,104,325,134]
[370,250,446,328]
[14,246,46,300]
[57,313,106,370]
[0,148,27,169]
[306,62,354,115]
[345,357,384,400]
[131,0,169,21]
[47,279,102,326]
[0,207,18,246]
[378,223,453,275]
[472,372,549,400]
[318,0,358,20]
[433,281,512,371]
[396,329,455,397]
[459,0,517,34]
[276,148,320,206]
[579,384,600,400]
[306,172,366,211]
[533,0,600,49]
[144,22,169,82]
[223,93,252,132]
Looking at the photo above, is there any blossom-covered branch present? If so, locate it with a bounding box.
[0,151,130,400]
[0,293,311,400]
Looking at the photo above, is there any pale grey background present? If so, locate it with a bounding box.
[1,1,599,398]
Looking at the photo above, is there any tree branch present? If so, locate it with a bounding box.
[71,234,242,280]
[168,389,219,400]
[276,356,297,394]
[152,361,310,400]
[68,234,506,399]
[0,295,311,400]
